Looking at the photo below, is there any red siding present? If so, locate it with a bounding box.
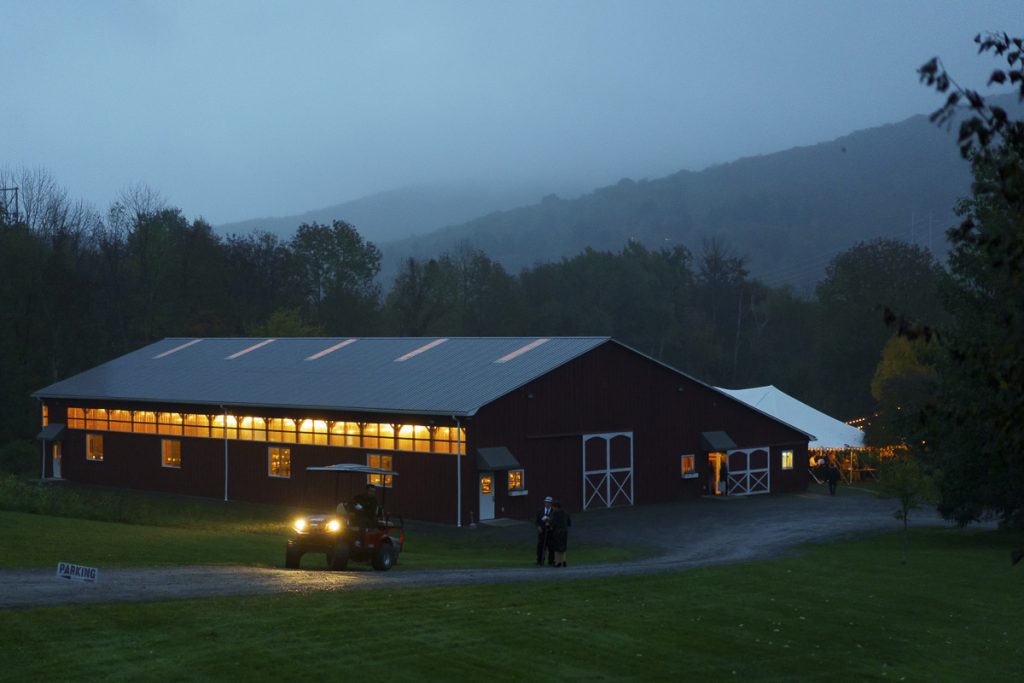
[471,342,808,519]
[42,341,809,524]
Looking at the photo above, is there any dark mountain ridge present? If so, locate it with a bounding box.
[216,183,577,245]
[383,102,1024,289]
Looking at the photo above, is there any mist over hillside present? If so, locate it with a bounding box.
[217,96,1021,294]
[216,183,581,245]
[381,108,983,291]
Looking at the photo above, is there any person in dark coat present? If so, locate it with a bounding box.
[826,460,841,496]
[535,495,554,566]
[550,500,571,567]
[350,484,380,527]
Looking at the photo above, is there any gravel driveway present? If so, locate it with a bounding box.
[0,487,949,610]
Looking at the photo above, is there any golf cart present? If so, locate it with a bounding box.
[285,464,405,571]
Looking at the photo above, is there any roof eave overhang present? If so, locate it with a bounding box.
[32,393,478,419]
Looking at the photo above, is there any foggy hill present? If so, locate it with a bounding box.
[216,183,575,245]
[383,103,1021,290]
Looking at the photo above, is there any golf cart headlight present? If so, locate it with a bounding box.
[326,519,342,533]
[293,518,307,532]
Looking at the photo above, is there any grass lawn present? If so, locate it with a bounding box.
[0,509,648,569]
[0,478,651,571]
[1,526,1020,681]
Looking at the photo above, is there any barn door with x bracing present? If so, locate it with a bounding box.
[726,447,771,495]
[582,432,634,510]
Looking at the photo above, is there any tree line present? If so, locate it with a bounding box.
[0,167,943,449]
[3,29,1020,531]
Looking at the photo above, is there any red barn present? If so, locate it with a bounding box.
[34,337,810,524]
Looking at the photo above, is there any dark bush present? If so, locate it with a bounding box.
[0,440,39,477]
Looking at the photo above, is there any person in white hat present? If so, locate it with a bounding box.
[535,495,555,566]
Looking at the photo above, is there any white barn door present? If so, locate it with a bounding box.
[726,448,771,495]
[582,432,634,510]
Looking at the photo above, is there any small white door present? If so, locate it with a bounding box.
[52,443,62,479]
[479,473,495,520]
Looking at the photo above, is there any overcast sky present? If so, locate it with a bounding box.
[3,0,1021,224]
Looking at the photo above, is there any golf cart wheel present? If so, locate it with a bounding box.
[285,548,301,569]
[328,545,349,571]
[372,543,395,571]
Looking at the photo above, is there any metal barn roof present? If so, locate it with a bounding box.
[33,337,611,417]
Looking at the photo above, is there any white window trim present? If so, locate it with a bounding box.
[268,445,292,479]
[86,433,104,462]
[161,439,182,469]
[680,453,698,478]
[366,453,394,488]
[507,468,527,495]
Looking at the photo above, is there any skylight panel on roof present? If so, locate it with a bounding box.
[394,338,448,362]
[153,339,203,359]
[305,338,358,361]
[225,339,276,360]
[495,338,550,363]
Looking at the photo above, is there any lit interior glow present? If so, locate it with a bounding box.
[66,406,465,455]
[782,450,794,470]
[367,454,394,487]
[269,446,291,478]
[86,434,104,461]
[161,440,181,468]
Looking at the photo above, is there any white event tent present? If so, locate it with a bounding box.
[716,385,865,450]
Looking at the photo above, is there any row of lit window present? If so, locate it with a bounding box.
[65,408,466,454]
[88,435,182,469]
[480,470,525,495]
[678,450,795,476]
[87,435,390,486]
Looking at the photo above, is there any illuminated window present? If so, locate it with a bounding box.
[367,454,393,487]
[782,450,794,470]
[680,454,696,476]
[211,414,239,440]
[157,412,184,436]
[269,446,291,478]
[378,423,396,450]
[396,424,414,452]
[396,424,431,452]
[508,469,525,491]
[183,413,210,438]
[64,406,467,457]
[266,417,295,443]
[134,411,157,434]
[86,434,104,461]
[432,426,467,454]
[42,405,48,427]
[330,421,361,447]
[298,419,328,445]
[363,423,389,450]
[108,409,132,432]
[238,416,266,441]
[161,440,181,468]
[85,409,108,431]
[480,475,493,495]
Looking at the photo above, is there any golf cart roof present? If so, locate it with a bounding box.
[306,464,399,476]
